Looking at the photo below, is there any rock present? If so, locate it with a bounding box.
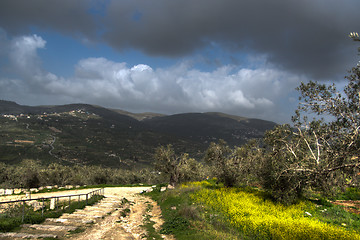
[50,198,56,210]
[0,232,58,239]
[160,187,167,192]
[14,188,22,194]
[167,184,175,190]
[23,224,78,232]
[5,189,13,195]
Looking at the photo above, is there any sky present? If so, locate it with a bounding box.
[0,0,359,123]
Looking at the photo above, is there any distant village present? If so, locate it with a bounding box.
[1,109,99,122]
[1,110,100,147]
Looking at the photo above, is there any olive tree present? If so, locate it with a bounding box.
[205,139,263,187]
[154,145,203,186]
[261,33,360,202]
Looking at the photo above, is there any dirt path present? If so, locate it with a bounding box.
[0,187,174,239]
[67,187,174,240]
[332,200,360,214]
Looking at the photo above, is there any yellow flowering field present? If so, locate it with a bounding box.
[187,181,360,240]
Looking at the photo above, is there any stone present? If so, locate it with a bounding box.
[0,232,58,239]
[24,224,78,231]
[167,184,175,190]
[14,188,22,194]
[50,198,56,210]
[5,189,13,195]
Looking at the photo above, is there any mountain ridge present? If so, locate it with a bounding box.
[0,100,276,167]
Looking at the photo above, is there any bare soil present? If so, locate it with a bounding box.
[0,187,174,239]
[67,187,174,240]
[332,200,360,214]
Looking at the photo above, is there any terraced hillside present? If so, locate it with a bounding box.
[0,100,276,167]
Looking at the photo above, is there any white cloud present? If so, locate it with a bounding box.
[9,34,46,76]
[1,33,305,123]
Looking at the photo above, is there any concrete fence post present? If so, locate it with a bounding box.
[50,198,56,210]
[68,196,71,211]
[41,198,44,217]
[22,200,25,223]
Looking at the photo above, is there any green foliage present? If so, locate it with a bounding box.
[204,140,235,187]
[0,160,161,188]
[204,139,263,188]
[147,185,207,239]
[140,202,165,240]
[336,187,360,200]
[154,145,205,186]
[257,38,360,203]
[148,181,360,240]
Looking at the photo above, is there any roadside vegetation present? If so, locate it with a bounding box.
[0,160,159,189]
[0,194,103,232]
[147,181,360,240]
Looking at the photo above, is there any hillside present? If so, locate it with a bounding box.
[0,100,276,168]
[143,112,276,146]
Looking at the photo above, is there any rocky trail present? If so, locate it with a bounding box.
[0,187,173,240]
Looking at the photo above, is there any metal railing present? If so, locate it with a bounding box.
[0,188,104,222]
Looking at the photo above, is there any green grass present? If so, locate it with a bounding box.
[146,181,360,240]
[146,183,241,239]
[336,187,360,200]
[139,202,163,240]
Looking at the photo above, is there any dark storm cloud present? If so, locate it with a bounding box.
[0,0,96,37]
[1,0,359,80]
[103,0,360,80]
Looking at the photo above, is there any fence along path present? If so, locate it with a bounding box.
[0,187,157,239]
[0,188,106,239]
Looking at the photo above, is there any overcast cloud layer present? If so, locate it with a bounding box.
[0,0,359,123]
